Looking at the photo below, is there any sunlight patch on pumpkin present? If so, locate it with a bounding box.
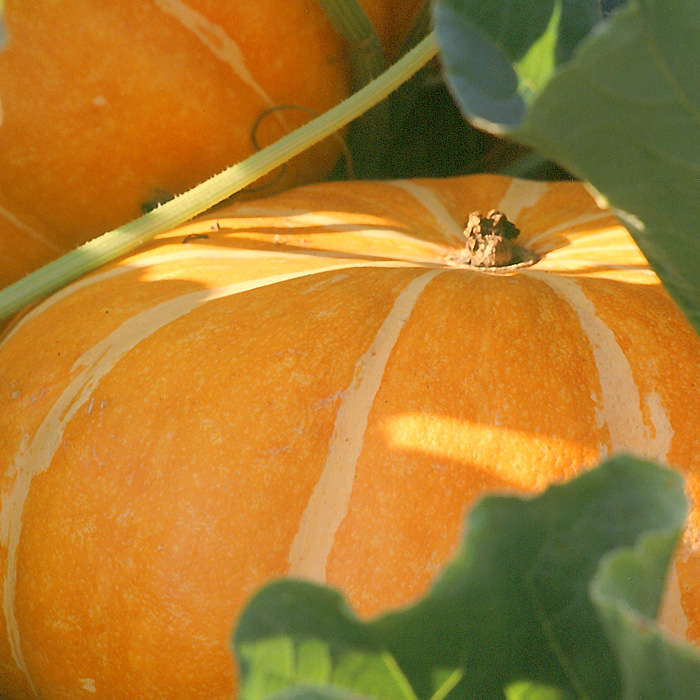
[525,213,616,252]
[379,413,592,492]
[532,225,657,283]
[211,207,451,261]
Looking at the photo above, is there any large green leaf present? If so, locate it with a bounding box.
[0,0,6,50]
[591,531,700,698]
[235,581,417,700]
[434,0,700,338]
[233,456,691,700]
[433,0,601,128]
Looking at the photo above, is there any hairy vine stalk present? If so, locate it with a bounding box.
[0,32,439,322]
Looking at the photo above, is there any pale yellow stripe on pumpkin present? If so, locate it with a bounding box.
[525,213,618,251]
[537,274,674,461]
[659,562,689,640]
[495,178,550,222]
[0,204,64,252]
[0,248,329,346]
[152,0,284,124]
[288,269,443,582]
[0,262,388,687]
[388,181,464,242]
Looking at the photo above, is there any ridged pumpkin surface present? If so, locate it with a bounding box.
[1,174,699,699]
[0,0,422,285]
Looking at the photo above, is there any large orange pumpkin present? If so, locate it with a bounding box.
[1,174,699,699]
[0,0,423,285]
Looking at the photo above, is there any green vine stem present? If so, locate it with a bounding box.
[397,0,432,56]
[315,0,391,177]
[316,0,386,87]
[0,32,439,323]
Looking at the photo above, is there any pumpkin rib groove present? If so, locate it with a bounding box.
[289,269,443,581]
[539,274,673,461]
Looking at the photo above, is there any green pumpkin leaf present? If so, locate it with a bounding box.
[504,680,574,700]
[233,456,689,700]
[0,0,6,50]
[434,0,700,337]
[235,581,417,700]
[591,529,700,699]
[263,689,373,700]
[433,0,601,129]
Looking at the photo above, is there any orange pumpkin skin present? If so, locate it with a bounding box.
[1,174,699,699]
[0,192,71,290]
[0,0,422,284]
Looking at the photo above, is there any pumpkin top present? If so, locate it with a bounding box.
[121,174,653,280]
[1,175,656,346]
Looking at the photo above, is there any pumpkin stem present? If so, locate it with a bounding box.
[462,210,518,267]
[448,210,539,269]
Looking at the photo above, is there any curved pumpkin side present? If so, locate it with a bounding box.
[0,0,424,285]
[0,174,699,699]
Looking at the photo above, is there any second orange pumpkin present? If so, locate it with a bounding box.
[0,0,423,286]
